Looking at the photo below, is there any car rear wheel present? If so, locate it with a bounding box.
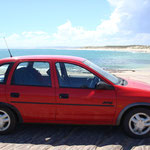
[123,108,150,138]
[0,107,16,134]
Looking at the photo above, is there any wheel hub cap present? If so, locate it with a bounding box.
[136,120,145,129]
[0,110,10,131]
[129,112,150,135]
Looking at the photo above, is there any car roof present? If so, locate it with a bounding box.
[0,55,86,63]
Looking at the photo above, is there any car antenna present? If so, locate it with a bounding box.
[3,37,13,57]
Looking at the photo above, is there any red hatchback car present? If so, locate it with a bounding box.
[0,55,150,138]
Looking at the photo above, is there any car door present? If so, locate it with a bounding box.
[5,60,56,123]
[55,61,116,125]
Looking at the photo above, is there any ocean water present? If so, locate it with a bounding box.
[0,49,150,70]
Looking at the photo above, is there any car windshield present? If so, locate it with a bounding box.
[83,60,120,84]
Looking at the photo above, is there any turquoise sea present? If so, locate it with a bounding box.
[0,49,150,70]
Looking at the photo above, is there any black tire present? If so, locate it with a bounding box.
[122,108,150,138]
[0,107,16,134]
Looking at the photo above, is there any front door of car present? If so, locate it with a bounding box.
[6,61,56,122]
[55,62,116,124]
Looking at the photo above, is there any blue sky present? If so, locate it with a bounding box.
[0,0,150,48]
[0,0,112,34]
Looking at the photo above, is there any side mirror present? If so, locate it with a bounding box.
[96,81,114,90]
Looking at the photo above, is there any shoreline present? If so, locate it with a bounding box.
[73,47,150,53]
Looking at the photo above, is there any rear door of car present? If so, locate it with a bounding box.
[5,59,56,123]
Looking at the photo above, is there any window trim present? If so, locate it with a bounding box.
[11,61,52,87]
[0,62,14,85]
[55,62,104,89]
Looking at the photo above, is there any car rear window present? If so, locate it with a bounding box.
[12,61,51,87]
[0,63,13,84]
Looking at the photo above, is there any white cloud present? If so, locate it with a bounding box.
[22,31,50,38]
[52,21,97,46]
[116,0,150,34]
[1,0,150,48]
[0,31,51,49]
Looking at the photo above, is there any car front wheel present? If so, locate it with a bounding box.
[123,108,150,138]
[0,107,16,134]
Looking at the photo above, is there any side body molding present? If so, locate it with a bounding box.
[0,102,23,123]
[116,102,150,125]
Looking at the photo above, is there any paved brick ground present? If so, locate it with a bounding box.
[0,124,150,150]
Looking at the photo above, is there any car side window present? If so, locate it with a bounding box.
[12,61,51,87]
[56,62,101,89]
[0,63,13,84]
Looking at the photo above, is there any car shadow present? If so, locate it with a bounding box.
[0,124,150,150]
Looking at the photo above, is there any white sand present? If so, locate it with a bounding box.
[113,69,150,84]
[64,47,150,53]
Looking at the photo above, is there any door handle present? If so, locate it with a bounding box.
[102,101,112,104]
[10,93,20,98]
[59,94,69,99]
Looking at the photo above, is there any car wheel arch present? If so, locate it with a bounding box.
[116,102,150,125]
[0,102,23,123]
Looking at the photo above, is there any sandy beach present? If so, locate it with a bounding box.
[60,47,150,53]
[113,69,150,84]
[77,48,150,53]
[71,48,150,53]
[77,45,150,53]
